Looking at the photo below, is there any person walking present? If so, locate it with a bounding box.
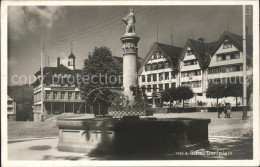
[217,103,222,118]
[224,103,228,118]
[226,103,232,118]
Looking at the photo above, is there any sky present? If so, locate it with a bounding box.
[8,5,252,86]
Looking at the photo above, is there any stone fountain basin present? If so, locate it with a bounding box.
[57,117,210,154]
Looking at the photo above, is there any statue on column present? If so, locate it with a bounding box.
[122,8,136,35]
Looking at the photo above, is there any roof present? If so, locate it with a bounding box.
[138,42,182,75]
[32,64,82,87]
[34,64,81,76]
[68,52,75,58]
[181,38,217,71]
[211,31,243,55]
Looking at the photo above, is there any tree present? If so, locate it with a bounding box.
[175,86,194,108]
[161,87,177,108]
[80,46,123,115]
[225,83,243,107]
[206,83,226,105]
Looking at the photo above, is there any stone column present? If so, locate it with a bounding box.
[120,35,140,104]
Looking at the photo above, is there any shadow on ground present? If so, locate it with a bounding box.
[83,137,253,160]
[29,145,52,151]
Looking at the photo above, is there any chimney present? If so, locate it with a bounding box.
[198,38,204,43]
[57,57,60,67]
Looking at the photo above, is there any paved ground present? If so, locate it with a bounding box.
[7,111,253,160]
[8,136,252,160]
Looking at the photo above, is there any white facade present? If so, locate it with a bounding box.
[139,49,177,99]
[7,95,16,120]
[138,32,253,107]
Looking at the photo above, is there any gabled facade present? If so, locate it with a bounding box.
[138,42,182,99]
[138,31,253,107]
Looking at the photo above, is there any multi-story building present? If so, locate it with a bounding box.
[138,31,253,107]
[7,95,17,121]
[32,50,84,122]
[138,42,182,105]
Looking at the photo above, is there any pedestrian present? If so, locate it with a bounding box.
[217,103,222,118]
[224,103,228,118]
[226,103,232,118]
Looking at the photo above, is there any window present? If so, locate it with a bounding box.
[226,54,231,60]
[153,54,157,59]
[146,64,151,71]
[46,92,50,99]
[147,74,151,82]
[153,84,157,92]
[165,83,169,90]
[164,62,170,69]
[223,40,232,49]
[171,83,176,88]
[187,50,193,55]
[159,73,164,81]
[159,84,163,91]
[61,92,65,99]
[54,92,58,99]
[164,72,169,80]
[171,71,176,79]
[153,74,157,81]
[147,85,151,92]
[158,62,163,69]
[183,60,197,66]
[152,63,157,70]
[142,75,146,82]
[8,101,13,105]
[235,52,240,59]
[68,92,72,99]
[75,92,80,99]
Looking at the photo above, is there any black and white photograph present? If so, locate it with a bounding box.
[1,0,259,166]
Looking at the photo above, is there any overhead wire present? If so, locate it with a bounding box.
[46,7,157,48]
[46,7,150,43]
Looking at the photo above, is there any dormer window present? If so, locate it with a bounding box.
[187,50,193,56]
[223,40,232,49]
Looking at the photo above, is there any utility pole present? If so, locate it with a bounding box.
[41,40,45,121]
[171,28,173,45]
[157,24,158,42]
[220,24,222,37]
[242,5,251,120]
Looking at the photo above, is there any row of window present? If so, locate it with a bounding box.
[208,76,243,84]
[144,83,176,92]
[208,64,243,74]
[145,61,170,71]
[183,59,198,66]
[34,91,81,102]
[181,81,202,88]
[217,52,240,61]
[181,70,202,78]
[142,72,176,82]
[223,40,232,49]
[151,52,163,60]
[45,91,81,100]
[7,101,13,105]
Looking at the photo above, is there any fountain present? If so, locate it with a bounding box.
[57,9,210,156]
